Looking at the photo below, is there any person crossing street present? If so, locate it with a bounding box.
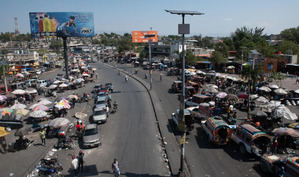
[39,128,46,146]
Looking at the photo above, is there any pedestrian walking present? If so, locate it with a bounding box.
[78,150,84,172]
[71,155,79,176]
[40,128,46,146]
[296,75,299,85]
[112,158,120,177]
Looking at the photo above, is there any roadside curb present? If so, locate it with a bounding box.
[103,62,191,177]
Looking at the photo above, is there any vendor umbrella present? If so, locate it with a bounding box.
[0,108,14,114]
[288,123,299,129]
[53,80,62,84]
[32,104,49,111]
[12,89,26,95]
[75,112,87,119]
[216,92,227,99]
[15,127,30,136]
[255,96,269,104]
[259,86,271,92]
[250,109,267,117]
[16,108,29,116]
[249,94,259,100]
[269,84,279,89]
[29,110,47,118]
[38,98,52,106]
[59,83,68,88]
[272,127,299,137]
[5,93,16,98]
[0,127,9,137]
[25,88,37,94]
[238,93,248,99]
[0,95,7,102]
[274,88,288,95]
[48,84,57,89]
[48,118,70,129]
[11,103,27,110]
[15,73,24,78]
[67,95,79,100]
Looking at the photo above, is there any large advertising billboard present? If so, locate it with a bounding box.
[132,31,158,43]
[29,12,94,38]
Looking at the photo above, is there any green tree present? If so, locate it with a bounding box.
[210,51,227,68]
[269,72,286,87]
[49,39,62,53]
[280,27,299,44]
[241,64,263,90]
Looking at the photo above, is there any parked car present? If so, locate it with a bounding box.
[82,124,101,148]
[105,83,113,93]
[231,123,272,157]
[93,107,108,123]
[95,96,108,109]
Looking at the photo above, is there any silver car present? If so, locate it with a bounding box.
[93,107,108,123]
[83,124,100,148]
[95,96,107,109]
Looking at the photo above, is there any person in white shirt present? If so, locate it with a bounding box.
[71,155,79,175]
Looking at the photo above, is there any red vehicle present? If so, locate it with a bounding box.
[0,85,11,95]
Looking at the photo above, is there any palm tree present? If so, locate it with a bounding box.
[241,65,263,117]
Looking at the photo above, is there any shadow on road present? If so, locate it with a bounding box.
[194,127,219,149]
[252,163,269,177]
[98,170,168,177]
[64,164,98,177]
[222,142,258,162]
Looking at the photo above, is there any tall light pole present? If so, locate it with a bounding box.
[145,33,156,90]
[1,55,8,93]
[165,9,204,177]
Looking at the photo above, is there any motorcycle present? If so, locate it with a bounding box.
[13,137,34,151]
[111,103,118,114]
[37,158,63,176]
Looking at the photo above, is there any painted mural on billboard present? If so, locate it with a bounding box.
[29,12,94,38]
[132,31,158,43]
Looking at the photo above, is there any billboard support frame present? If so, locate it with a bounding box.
[62,36,69,79]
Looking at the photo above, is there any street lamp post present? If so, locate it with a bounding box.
[0,56,8,93]
[145,33,155,90]
[165,9,204,177]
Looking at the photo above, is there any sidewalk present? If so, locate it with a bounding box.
[104,62,189,177]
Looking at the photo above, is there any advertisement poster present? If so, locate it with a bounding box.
[132,31,158,43]
[29,12,94,38]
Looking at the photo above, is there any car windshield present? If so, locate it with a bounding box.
[94,110,105,115]
[96,101,106,105]
[84,128,98,136]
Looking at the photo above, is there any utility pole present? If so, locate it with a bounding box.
[62,36,69,79]
[145,31,155,90]
[1,56,8,93]
[149,39,152,90]
[165,10,204,177]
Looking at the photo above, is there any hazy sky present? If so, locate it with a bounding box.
[0,0,298,37]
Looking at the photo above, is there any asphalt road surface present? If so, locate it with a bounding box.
[112,62,263,177]
[69,62,170,177]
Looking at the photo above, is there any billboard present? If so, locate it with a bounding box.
[132,31,158,43]
[29,12,94,38]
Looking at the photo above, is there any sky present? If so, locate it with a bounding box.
[0,0,299,37]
